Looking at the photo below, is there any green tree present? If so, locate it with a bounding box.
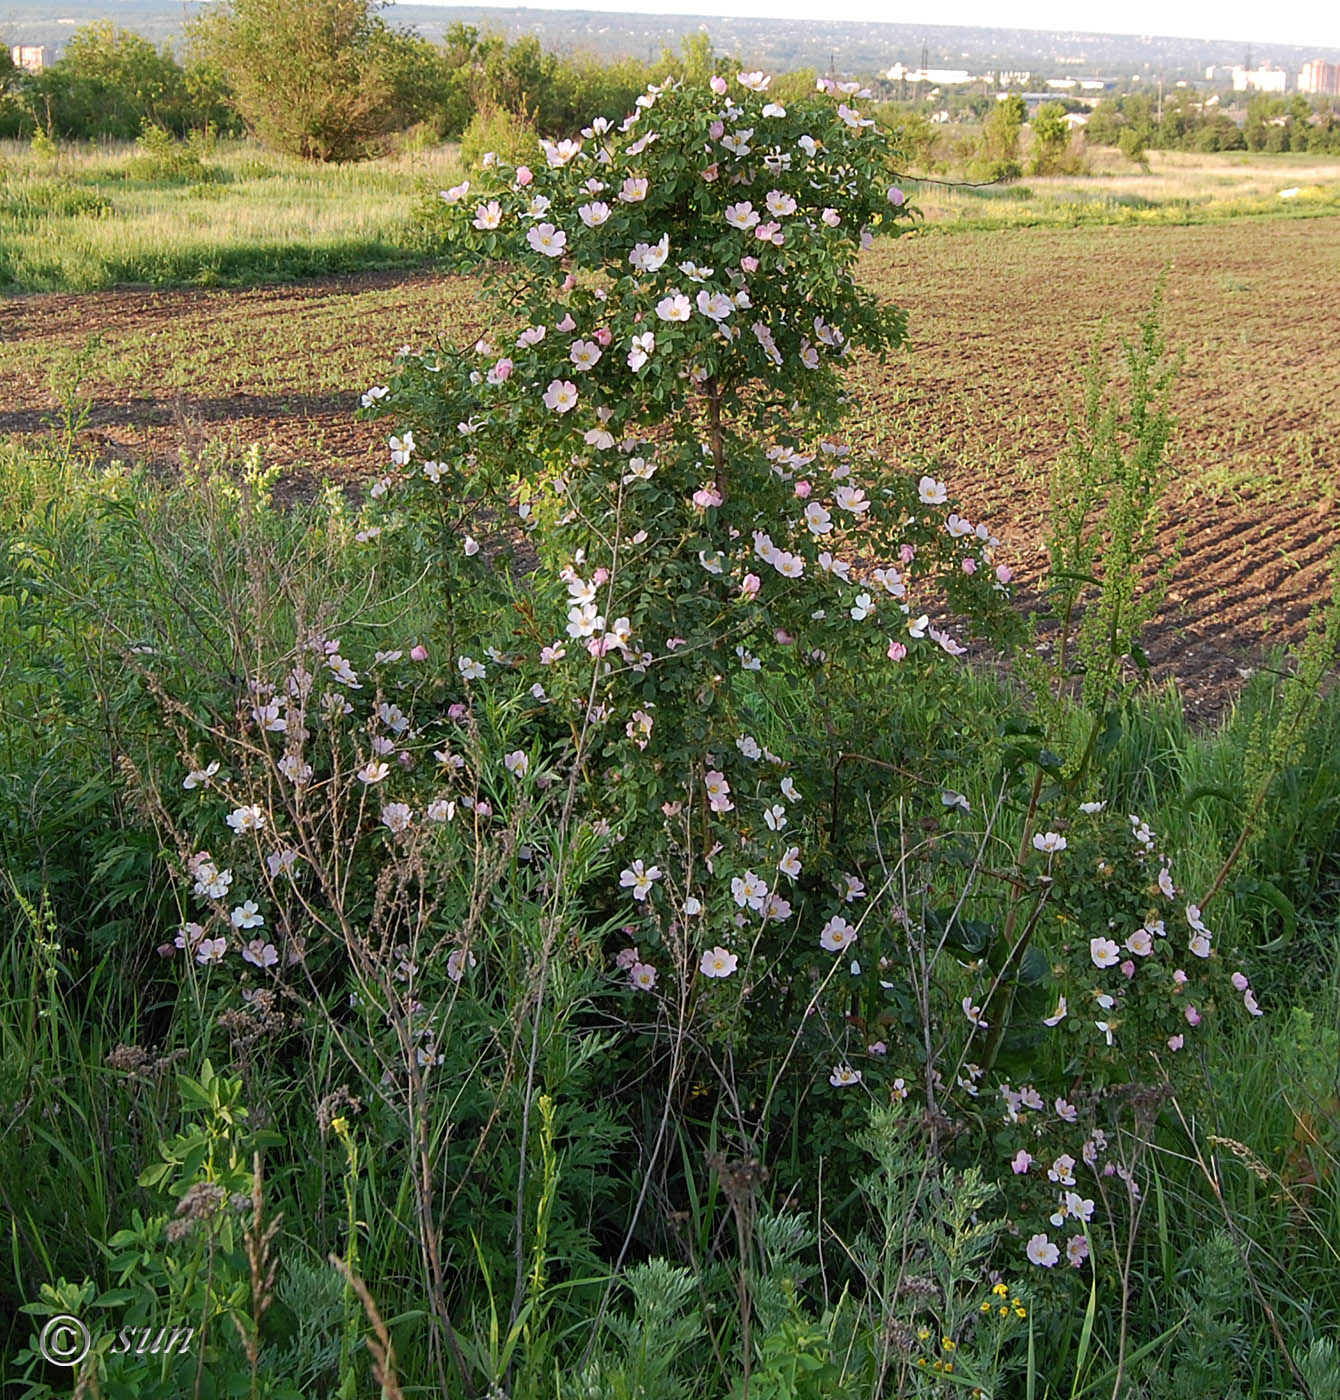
[985,93,1025,154]
[1243,94,1282,151]
[544,53,649,137]
[435,23,502,138]
[970,92,1025,179]
[19,21,219,140]
[479,33,555,125]
[189,0,428,160]
[1029,100,1069,173]
[1084,96,1123,146]
[657,32,722,87]
[0,44,18,138]
[1118,126,1147,164]
[881,107,941,171]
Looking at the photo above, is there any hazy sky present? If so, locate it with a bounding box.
[413,0,1339,51]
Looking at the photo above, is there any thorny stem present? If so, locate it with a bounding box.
[737,1203,753,1400]
[706,377,726,490]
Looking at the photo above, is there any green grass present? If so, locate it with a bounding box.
[0,416,1338,1396]
[889,145,1340,233]
[901,176,1340,234]
[2,139,1339,294]
[0,137,464,292]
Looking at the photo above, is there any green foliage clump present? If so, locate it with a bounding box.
[188,0,439,161]
[121,123,225,183]
[459,103,540,171]
[968,93,1026,181]
[6,21,236,141]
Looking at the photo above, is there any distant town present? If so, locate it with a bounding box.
[12,43,1337,97]
[6,2,1340,106]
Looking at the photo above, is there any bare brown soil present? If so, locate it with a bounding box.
[2,218,1336,721]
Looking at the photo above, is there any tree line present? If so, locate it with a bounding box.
[4,1,1338,165]
[1085,89,1340,156]
[0,2,735,161]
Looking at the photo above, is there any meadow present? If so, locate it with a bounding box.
[900,145,1340,229]
[2,135,1339,293]
[0,137,467,293]
[1,89,1339,1400]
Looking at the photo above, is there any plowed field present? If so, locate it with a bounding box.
[2,216,1337,719]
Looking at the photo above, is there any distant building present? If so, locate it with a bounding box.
[1010,93,1067,113]
[1063,112,1089,129]
[1232,65,1287,93]
[886,63,975,85]
[10,44,49,73]
[1046,77,1078,90]
[1299,60,1340,95]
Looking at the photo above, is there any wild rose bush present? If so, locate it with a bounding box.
[151,72,1264,1336]
[362,72,1020,1127]
[350,71,1267,1284]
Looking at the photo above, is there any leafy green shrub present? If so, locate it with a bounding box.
[187,0,438,161]
[458,102,540,170]
[122,123,225,182]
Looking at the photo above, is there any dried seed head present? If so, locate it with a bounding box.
[317,1086,365,1135]
[884,1318,917,1355]
[899,1275,940,1303]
